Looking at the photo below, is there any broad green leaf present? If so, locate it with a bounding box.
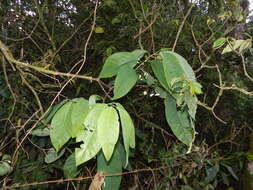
[63,154,79,178]
[75,104,107,166]
[116,103,135,167]
[151,59,170,91]
[131,49,147,60]
[50,101,73,151]
[213,37,226,49]
[45,148,65,163]
[112,65,138,100]
[43,100,67,124]
[160,51,195,87]
[97,106,120,161]
[164,95,193,146]
[97,144,122,190]
[99,52,138,78]
[70,98,89,137]
[0,161,12,177]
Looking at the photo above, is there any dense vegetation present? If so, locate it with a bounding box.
[0,0,253,189]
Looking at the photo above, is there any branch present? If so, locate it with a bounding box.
[172,4,194,52]
[0,40,97,82]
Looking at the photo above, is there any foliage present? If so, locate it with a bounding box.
[0,0,253,189]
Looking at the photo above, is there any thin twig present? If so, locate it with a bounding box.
[172,4,194,52]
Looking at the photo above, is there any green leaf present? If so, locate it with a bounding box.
[164,95,193,146]
[89,95,103,107]
[99,52,138,78]
[184,93,197,120]
[112,65,138,100]
[97,106,120,161]
[70,98,89,137]
[189,81,202,95]
[222,164,239,181]
[222,44,233,54]
[45,148,65,163]
[75,104,107,166]
[151,59,170,91]
[213,37,226,49]
[205,164,219,183]
[160,51,195,86]
[43,100,68,124]
[97,144,122,190]
[50,101,73,151]
[63,154,79,178]
[222,39,245,54]
[239,39,252,53]
[31,127,50,137]
[131,49,147,60]
[116,103,135,167]
[0,161,12,177]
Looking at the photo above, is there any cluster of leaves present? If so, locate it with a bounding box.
[1,0,253,189]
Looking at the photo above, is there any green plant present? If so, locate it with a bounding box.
[48,49,202,189]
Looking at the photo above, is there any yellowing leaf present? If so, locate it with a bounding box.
[189,81,202,95]
[94,26,104,33]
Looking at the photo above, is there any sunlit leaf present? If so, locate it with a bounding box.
[70,98,89,137]
[213,37,226,49]
[75,104,107,166]
[97,106,120,161]
[112,65,138,100]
